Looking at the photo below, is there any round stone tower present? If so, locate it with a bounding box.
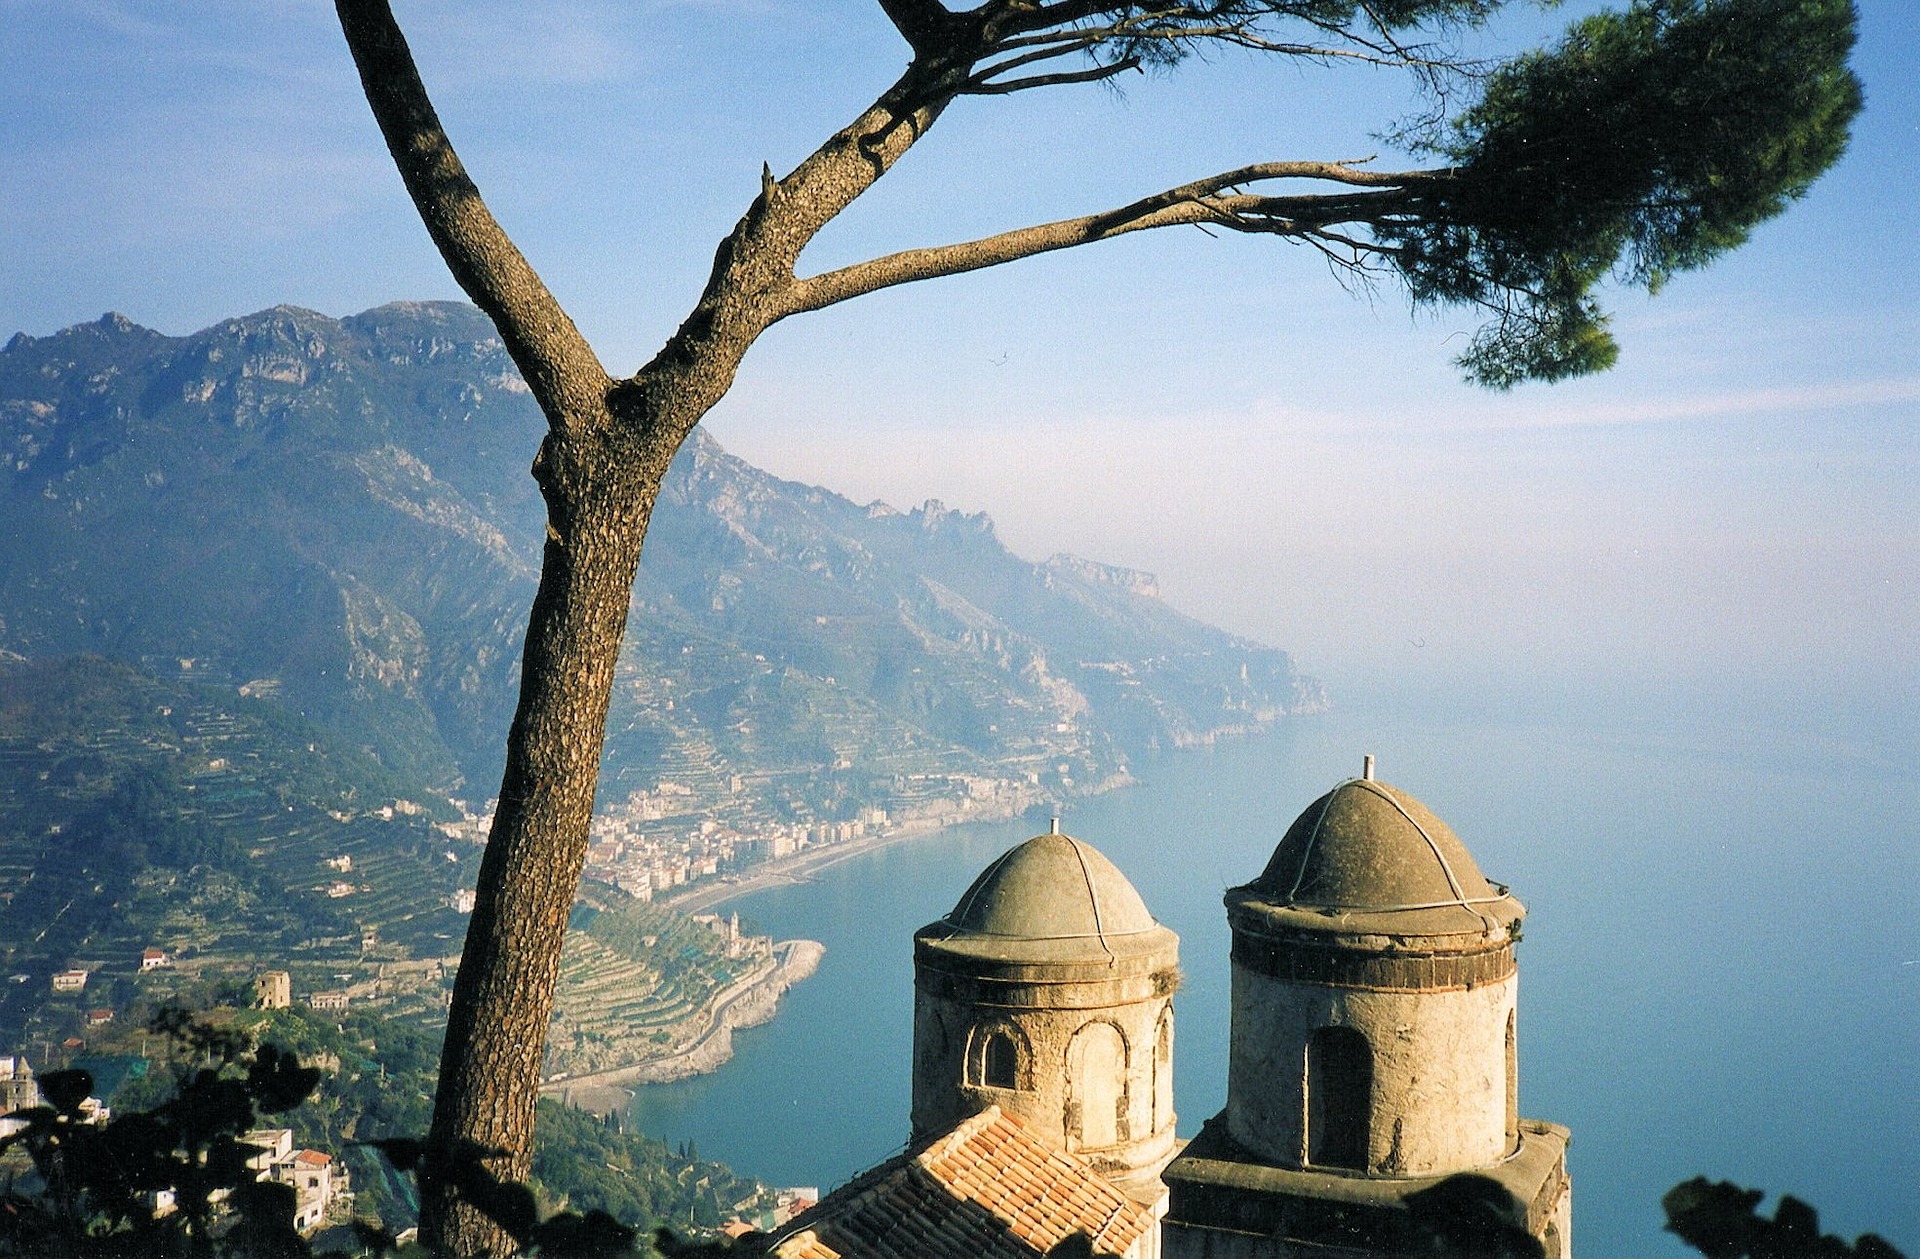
[1224,760,1525,1176]
[912,823,1181,1199]
[1161,761,1571,1259]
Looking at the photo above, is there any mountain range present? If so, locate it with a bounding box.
[0,302,1323,808]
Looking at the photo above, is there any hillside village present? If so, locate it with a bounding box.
[0,651,1046,1071]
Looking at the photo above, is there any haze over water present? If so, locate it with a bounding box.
[629,671,1919,1259]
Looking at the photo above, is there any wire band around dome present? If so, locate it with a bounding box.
[1282,778,1508,933]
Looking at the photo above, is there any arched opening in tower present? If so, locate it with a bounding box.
[1068,1021,1129,1149]
[983,1031,1019,1090]
[1306,1025,1372,1170]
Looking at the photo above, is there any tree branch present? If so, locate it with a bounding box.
[963,58,1142,94]
[973,2,1483,93]
[781,160,1442,316]
[334,0,610,431]
[967,33,1107,82]
[876,0,956,53]
[635,58,977,389]
[985,0,1135,40]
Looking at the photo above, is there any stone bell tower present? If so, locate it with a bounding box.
[911,822,1181,1203]
[1162,760,1572,1258]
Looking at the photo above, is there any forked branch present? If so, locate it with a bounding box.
[963,58,1144,94]
[877,0,958,52]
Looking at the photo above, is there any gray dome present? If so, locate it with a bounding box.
[1233,776,1523,939]
[944,830,1159,940]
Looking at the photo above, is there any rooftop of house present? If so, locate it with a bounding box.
[762,1106,1154,1259]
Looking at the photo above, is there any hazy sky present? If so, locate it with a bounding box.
[5,0,1915,701]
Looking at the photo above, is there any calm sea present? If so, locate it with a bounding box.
[628,674,1919,1257]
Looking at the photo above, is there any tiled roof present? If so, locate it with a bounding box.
[763,1107,1154,1259]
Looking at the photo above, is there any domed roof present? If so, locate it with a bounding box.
[1232,767,1522,939]
[943,827,1159,941]
[917,826,1177,975]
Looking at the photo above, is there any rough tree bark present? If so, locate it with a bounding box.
[331,0,1858,1252]
[332,6,972,1251]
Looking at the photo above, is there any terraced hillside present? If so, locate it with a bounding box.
[0,655,758,1082]
[546,892,762,1078]
[0,655,474,1045]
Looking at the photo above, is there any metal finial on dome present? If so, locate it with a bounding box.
[1050,816,1061,834]
[1363,754,1375,781]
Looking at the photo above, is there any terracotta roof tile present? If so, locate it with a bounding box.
[760,1107,1153,1259]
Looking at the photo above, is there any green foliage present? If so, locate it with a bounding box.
[0,1011,322,1258]
[83,763,251,882]
[1091,2,1516,69]
[1664,1178,1908,1259]
[246,1005,768,1241]
[529,1101,766,1235]
[0,653,487,1040]
[359,1133,645,1259]
[0,1003,766,1255]
[0,657,430,813]
[1391,0,1862,385]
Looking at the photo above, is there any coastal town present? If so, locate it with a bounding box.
[0,754,920,1244]
[569,766,1058,903]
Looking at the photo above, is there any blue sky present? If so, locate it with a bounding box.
[4,0,1915,701]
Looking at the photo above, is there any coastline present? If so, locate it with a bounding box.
[660,817,951,916]
[545,768,1136,1111]
[542,938,824,1114]
[661,770,1134,916]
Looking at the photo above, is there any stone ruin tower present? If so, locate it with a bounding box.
[1162,760,1572,1258]
[911,822,1182,1204]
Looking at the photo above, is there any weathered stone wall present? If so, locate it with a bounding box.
[914,989,1177,1179]
[1226,963,1516,1176]
[912,948,1180,1196]
[1161,1117,1569,1259]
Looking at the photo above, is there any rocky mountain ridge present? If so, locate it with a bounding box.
[0,302,1323,808]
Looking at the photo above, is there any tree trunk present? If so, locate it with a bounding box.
[420,417,677,1256]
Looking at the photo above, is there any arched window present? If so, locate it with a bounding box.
[1066,1021,1129,1150]
[983,1032,1018,1089]
[1505,1008,1519,1151]
[1152,1006,1174,1131]
[968,1023,1028,1091]
[1306,1026,1371,1170]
